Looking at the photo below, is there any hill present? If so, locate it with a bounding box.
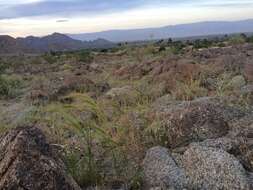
[0,33,115,54]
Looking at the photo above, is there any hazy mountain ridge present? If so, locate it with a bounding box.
[69,19,253,42]
[0,33,115,54]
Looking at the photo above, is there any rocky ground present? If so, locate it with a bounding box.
[0,38,253,189]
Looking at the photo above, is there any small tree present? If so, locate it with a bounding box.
[229,35,246,45]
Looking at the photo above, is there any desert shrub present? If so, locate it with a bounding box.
[76,51,93,63]
[218,42,226,47]
[105,86,140,109]
[228,35,246,45]
[109,110,148,188]
[39,93,121,187]
[145,120,168,146]
[158,46,166,52]
[134,48,145,63]
[48,98,104,186]
[134,44,156,63]
[129,170,143,190]
[100,49,108,53]
[214,73,233,97]
[59,94,143,188]
[134,78,168,103]
[247,35,253,43]
[65,147,102,187]
[30,57,44,65]
[0,75,23,98]
[193,39,213,49]
[0,61,8,74]
[172,79,208,101]
[170,41,185,54]
[43,53,58,64]
[62,63,73,71]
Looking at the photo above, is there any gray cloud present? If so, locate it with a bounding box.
[0,0,147,19]
[56,19,69,23]
[0,0,252,20]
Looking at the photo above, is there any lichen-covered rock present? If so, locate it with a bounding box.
[195,137,240,152]
[244,63,253,82]
[228,75,246,90]
[143,146,188,189]
[0,126,81,190]
[155,97,233,148]
[105,86,138,105]
[189,137,253,172]
[239,85,253,104]
[182,144,251,190]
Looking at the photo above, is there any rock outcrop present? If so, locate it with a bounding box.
[143,145,253,190]
[143,92,253,189]
[154,97,234,148]
[0,126,81,190]
[182,144,251,190]
[143,146,188,189]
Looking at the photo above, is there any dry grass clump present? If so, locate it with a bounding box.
[172,79,208,101]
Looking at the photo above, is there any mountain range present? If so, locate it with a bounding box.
[0,33,115,54]
[69,19,253,42]
[1,19,253,54]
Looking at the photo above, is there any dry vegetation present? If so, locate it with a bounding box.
[0,34,253,189]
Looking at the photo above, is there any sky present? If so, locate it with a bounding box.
[0,0,253,37]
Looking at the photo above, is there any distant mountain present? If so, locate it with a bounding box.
[0,35,25,54]
[69,19,253,42]
[0,33,115,54]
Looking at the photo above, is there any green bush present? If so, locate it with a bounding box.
[0,75,22,98]
[170,41,185,54]
[65,149,102,187]
[247,36,253,43]
[193,39,213,49]
[158,46,166,52]
[43,93,115,187]
[43,54,58,64]
[0,59,8,74]
[76,51,93,63]
[228,35,246,45]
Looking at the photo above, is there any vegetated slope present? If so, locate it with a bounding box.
[69,19,253,42]
[0,35,25,54]
[0,35,253,189]
[0,33,115,54]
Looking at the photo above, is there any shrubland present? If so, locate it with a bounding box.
[1,34,253,189]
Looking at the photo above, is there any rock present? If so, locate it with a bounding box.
[203,77,217,91]
[95,82,110,94]
[195,137,240,152]
[182,144,251,190]
[151,94,180,112]
[143,146,188,189]
[228,75,246,90]
[238,141,253,172]
[230,113,253,138]
[244,63,253,83]
[190,138,253,172]
[0,126,81,190]
[241,85,253,94]
[155,97,233,148]
[239,85,253,104]
[105,86,133,98]
[29,74,96,104]
[105,86,138,105]
[230,113,253,171]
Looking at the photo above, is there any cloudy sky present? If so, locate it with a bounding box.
[0,0,253,37]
